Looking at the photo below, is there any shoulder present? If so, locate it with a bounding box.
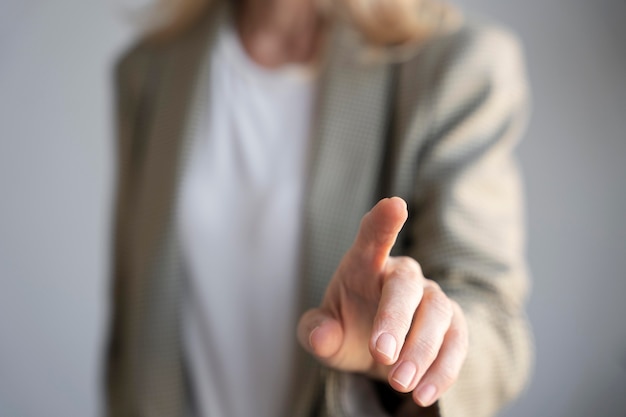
[406,17,528,96]
[394,17,529,128]
[114,5,218,103]
[113,34,168,103]
[426,17,525,66]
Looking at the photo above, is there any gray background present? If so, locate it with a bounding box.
[0,0,624,416]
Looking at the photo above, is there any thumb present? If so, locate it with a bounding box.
[297,308,344,359]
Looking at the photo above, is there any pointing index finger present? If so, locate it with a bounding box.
[347,197,408,273]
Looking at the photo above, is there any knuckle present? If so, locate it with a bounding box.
[437,362,459,386]
[449,326,469,354]
[449,302,469,349]
[451,336,469,358]
[362,214,391,247]
[372,226,391,246]
[385,257,423,285]
[395,256,423,276]
[424,279,442,291]
[377,309,413,332]
[424,289,453,318]
[414,336,440,361]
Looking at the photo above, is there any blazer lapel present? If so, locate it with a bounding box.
[284,28,395,417]
[301,29,395,309]
[131,16,215,282]
[129,8,221,416]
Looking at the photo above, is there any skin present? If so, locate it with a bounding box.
[236,0,326,67]
[237,0,469,406]
[296,198,469,406]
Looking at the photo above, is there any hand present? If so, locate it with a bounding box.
[297,197,468,407]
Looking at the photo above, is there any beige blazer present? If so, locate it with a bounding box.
[106,3,532,417]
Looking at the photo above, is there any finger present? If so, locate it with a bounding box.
[297,308,343,359]
[370,257,424,365]
[344,197,408,274]
[413,301,468,407]
[388,282,454,393]
[298,306,377,373]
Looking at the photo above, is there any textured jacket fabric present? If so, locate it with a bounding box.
[106,3,532,416]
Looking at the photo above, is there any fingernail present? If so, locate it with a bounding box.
[416,384,437,406]
[376,333,397,361]
[309,326,320,349]
[391,361,416,389]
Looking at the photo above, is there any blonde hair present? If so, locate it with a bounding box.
[147,0,460,45]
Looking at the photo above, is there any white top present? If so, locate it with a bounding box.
[177,14,317,417]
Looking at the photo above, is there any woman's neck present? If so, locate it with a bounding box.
[235,0,326,68]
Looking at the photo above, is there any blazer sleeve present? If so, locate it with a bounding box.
[320,22,532,417]
[403,22,533,417]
